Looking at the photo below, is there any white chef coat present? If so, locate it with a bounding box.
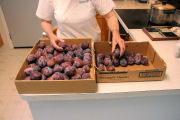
[36,0,115,42]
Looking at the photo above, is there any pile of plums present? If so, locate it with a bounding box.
[96,46,148,71]
[24,41,92,80]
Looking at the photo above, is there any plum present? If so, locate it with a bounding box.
[41,67,53,77]
[65,43,72,51]
[45,54,54,59]
[30,71,41,80]
[46,45,54,54]
[53,50,59,56]
[96,57,104,65]
[82,73,91,79]
[27,54,36,64]
[77,44,83,50]
[24,67,34,76]
[74,49,83,59]
[62,74,69,80]
[104,57,113,66]
[120,58,128,67]
[76,68,85,76]
[35,48,43,59]
[141,57,148,65]
[47,76,53,80]
[38,41,46,49]
[105,54,112,59]
[41,74,47,80]
[53,64,63,73]
[54,54,64,64]
[84,53,92,57]
[83,59,91,66]
[63,54,74,63]
[71,74,81,79]
[72,44,78,51]
[127,56,135,65]
[83,56,92,62]
[52,72,64,80]
[83,48,91,54]
[83,65,90,73]
[81,42,89,50]
[122,52,128,59]
[74,59,83,68]
[38,56,47,68]
[83,53,92,61]
[97,53,105,59]
[42,49,48,56]
[24,76,31,80]
[113,58,120,67]
[61,62,72,69]
[113,48,120,58]
[47,59,55,67]
[64,66,75,76]
[97,64,105,71]
[28,63,41,72]
[96,53,104,65]
[58,42,66,49]
[74,57,80,61]
[134,53,142,65]
[106,65,115,71]
[67,51,74,58]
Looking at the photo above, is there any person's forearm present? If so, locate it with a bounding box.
[104,10,125,56]
[40,20,64,50]
[41,20,54,37]
[104,10,120,38]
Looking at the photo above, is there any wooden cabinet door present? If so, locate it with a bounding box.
[96,14,109,41]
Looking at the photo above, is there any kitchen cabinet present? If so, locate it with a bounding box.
[96,12,132,42]
[96,13,109,41]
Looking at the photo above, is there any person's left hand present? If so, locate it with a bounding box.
[112,31,125,57]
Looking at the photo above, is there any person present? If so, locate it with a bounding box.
[36,0,125,56]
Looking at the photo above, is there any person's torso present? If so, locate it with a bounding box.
[52,0,101,41]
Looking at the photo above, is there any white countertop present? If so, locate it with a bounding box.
[114,0,150,9]
[21,29,180,101]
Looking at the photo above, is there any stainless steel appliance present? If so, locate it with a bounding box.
[149,2,176,25]
[173,9,180,26]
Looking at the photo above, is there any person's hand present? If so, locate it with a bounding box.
[49,33,64,51]
[112,31,125,57]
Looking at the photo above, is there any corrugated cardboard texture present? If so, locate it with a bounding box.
[94,41,166,82]
[15,38,96,94]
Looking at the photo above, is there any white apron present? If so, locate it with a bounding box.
[53,0,101,42]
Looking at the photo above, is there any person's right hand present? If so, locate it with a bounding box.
[49,34,64,51]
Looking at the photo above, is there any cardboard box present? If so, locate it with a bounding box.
[15,38,96,94]
[94,41,166,83]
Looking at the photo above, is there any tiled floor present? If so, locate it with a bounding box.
[0,42,33,120]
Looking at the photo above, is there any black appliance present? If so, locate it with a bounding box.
[114,9,174,34]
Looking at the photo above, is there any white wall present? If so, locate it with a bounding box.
[0,0,43,47]
[27,94,180,120]
[0,0,56,47]
[0,5,13,49]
